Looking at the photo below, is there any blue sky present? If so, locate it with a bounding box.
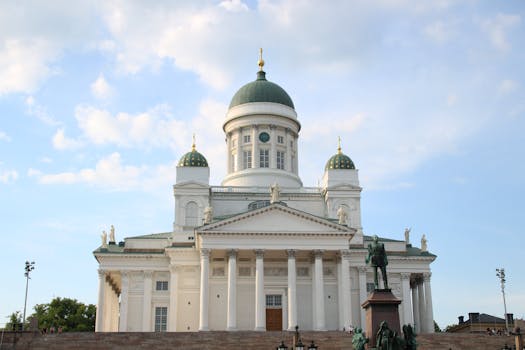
[1,1,524,329]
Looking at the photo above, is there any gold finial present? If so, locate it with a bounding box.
[337,136,342,154]
[192,133,196,152]
[258,48,265,71]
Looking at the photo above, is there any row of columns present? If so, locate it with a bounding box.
[411,273,434,333]
[198,248,354,331]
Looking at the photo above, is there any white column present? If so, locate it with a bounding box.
[401,273,413,327]
[314,250,326,330]
[269,125,276,169]
[337,257,343,329]
[199,249,210,331]
[142,271,153,331]
[287,249,297,330]
[227,132,232,173]
[236,129,242,171]
[340,250,353,330]
[423,273,434,333]
[418,280,426,333]
[357,266,367,329]
[285,128,292,172]
[252,125,259,168]
[254,249,265,331]
[119,271,129,331]
[95,269,106,332]
[411,283,420,333]
[168,265,178,331]
[227,249,237,330]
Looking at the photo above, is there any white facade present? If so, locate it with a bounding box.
[94,65,436,333]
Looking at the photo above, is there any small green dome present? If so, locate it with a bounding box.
[178,146,208,167]
[325,142,356,171]
[229,71,295,109]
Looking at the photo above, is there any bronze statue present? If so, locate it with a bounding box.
[376,321,405,350]
[365,235,389,289]
[351,327,368,350]
[403,324,417,350]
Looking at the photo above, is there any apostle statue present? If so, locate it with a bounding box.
[404,227,411,244]
[337,205,348,225]
[109,225,116,243]
[101,230,108,248]
[204,206,213,224]
[421,234,428,252]
[270,182,280,203]
[365,235,389,290]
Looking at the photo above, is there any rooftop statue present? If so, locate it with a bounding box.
[404,227,411,244]
[270,182,280,203]
[421,234,428,252]
[101,230,108,248]
[109,225,115,243]
[365,235,389,290]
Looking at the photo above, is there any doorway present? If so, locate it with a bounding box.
[265,294,283,331]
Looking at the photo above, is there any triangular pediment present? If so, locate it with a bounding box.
[198,204,354,235]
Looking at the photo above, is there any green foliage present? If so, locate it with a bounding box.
[444,324,458,332]
[3,311,26,331]
[29,297,95,332]
[434,320,442,332]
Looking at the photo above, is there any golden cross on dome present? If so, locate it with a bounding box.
[337,136,342,154]
[258,48,265,71]
[192,133,196,151]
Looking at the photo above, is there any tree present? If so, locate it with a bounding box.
[3,311,26,331]
[434,320,442,332]
[29,297,95,332]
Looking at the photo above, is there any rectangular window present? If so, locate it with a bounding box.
[243,150,252,169]
[243,135,251,143]
[266,294,282,307]
[276,151,285,170]
[156,281,168,291]
[290,140,294,149]
[259,149,269,168]
[277,135,284,144]
[154,306,168,332]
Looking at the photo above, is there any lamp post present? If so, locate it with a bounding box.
[22,261,35,331]
[496,268,509,334]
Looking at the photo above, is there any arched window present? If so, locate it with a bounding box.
[185,201,199,226]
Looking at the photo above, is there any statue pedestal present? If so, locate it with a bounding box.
[361,289,401,348]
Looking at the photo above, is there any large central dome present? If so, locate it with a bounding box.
[229,70,295,109]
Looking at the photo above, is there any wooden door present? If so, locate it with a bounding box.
[266,308,282,331]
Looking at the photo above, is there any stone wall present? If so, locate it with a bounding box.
[0,330,519,350]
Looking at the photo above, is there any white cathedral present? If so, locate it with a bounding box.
[94,54,436,334]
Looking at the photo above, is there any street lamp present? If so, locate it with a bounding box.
[496,268,509,334]
[22,261,35,331]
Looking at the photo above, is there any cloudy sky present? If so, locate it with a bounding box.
[1,0,524,328]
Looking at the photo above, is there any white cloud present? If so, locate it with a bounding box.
[0,131,11,142]
[219,0,249,12]
[424,21,453,43]
[52,128,83,150]
[481,13,521,52]
[90,74,114,100]
[498,79,518,94]
[74,104,188,150]
[29,152,175,191]
[0,169,18,184]
[40,157,53,163]
[25,96,60,126]
[0,2,98,95]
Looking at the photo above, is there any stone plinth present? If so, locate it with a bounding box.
[361,289,401,348]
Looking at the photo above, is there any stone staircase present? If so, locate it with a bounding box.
[0,331,518,350]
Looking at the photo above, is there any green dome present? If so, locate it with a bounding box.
[178,148,208,167]
[325,151,355,170]
[229,71,295,109]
